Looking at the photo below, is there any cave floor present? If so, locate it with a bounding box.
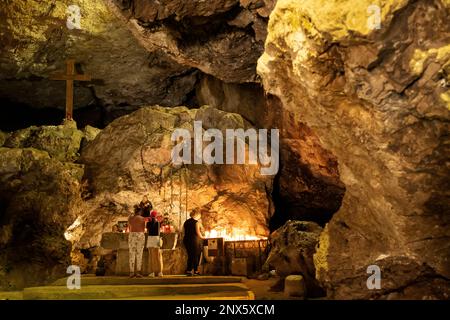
[0,275,255,300]
[0,275,303,300]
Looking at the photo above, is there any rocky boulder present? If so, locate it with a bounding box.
[0,131,8,147]
[196,75,346,226]
[75,106,274,252]
[0,147,84,290]
[3,121,84,162]
[259,0,450,298]
[0,0,197,112]
[111,0,277,83]
[264,220,323,297]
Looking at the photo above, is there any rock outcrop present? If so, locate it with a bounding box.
[110,0,275,83]
[0,0,197,112]
[3,121,84,162]
[259,0,450,299]
[196,74,346,226]
[0,122,85,290]
[75,106,274,250]
[265,220,323,297]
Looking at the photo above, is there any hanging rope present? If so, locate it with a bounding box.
[136,123,193,236]
[179,168,182,231]
[184,164,189,222]
[170,166,174,215]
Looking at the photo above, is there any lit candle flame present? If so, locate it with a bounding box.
[204,229,267,241]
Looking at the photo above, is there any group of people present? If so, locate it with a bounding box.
[127,195,206,278]
[127,196,163,278]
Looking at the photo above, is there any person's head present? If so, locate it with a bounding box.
[142,195,148,202]
[151,210,158,218]
[190,209,201,220]
[134,205,142,216]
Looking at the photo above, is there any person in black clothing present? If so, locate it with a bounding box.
[139,195,153,218]
[146,211,160,237]
[183,210,204,276]
[146,210,163,277]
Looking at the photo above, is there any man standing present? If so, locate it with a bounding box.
[183,210,205,276]
[128,206,146,278]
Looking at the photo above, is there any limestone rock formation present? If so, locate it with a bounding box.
[3,121,84,162]
[110,0,276,83]
[0,147,84,290]
[0,0,197,112]
[75,106,274,251]
[259,0,450,298]
[82,125,101,143]
[0,131,8,147]
[284,275,306,299]
[196,74,346,226]
[265,220,323,297]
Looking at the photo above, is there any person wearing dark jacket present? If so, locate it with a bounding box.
[139,195,153,218]
[183,210,204,276]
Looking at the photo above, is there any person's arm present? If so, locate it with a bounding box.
[195,221,204,240]
[128,216,132,232]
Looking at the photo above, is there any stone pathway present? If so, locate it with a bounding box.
[0,275,254,300]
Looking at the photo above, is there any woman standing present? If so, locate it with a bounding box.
[139,195,153,218]
[183,210,204,276]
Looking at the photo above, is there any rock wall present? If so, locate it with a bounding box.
[265,220,324,297]
[258,0,450,299]
[197,74,345,226]
[0,122,84,290]
[0,0,197,113]
[76,106,274,249]
[110,0,276,83]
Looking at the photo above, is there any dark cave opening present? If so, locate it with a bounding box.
[0,99,106,132]
[269,158,345,232]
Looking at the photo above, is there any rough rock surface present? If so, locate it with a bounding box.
[75,106,274,250]
[0,0,197,111]
[0,131,8,147]
[110,0,276,83]
[259,0,450,298]
[197,74,345,225]
[3,121,84,162]
[264,220,323,297]
[284,275,306,298]
[0,146,84,290]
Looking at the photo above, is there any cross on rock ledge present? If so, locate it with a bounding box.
[50,59,91,121]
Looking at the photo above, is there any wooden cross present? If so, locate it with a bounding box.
[50,59,91,121]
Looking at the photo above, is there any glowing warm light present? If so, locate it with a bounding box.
[204,228,267,241]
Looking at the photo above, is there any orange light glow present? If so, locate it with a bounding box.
[204,229,267,241]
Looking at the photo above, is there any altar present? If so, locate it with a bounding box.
[100,232,179,276]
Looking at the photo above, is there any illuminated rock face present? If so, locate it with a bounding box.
[196,75,346,226]
[265,221,324,297]
[77,106,274,250]
[0,0,197,112]
[259,0,450,298]
[0,123,84,290]
[110,0,275,83]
